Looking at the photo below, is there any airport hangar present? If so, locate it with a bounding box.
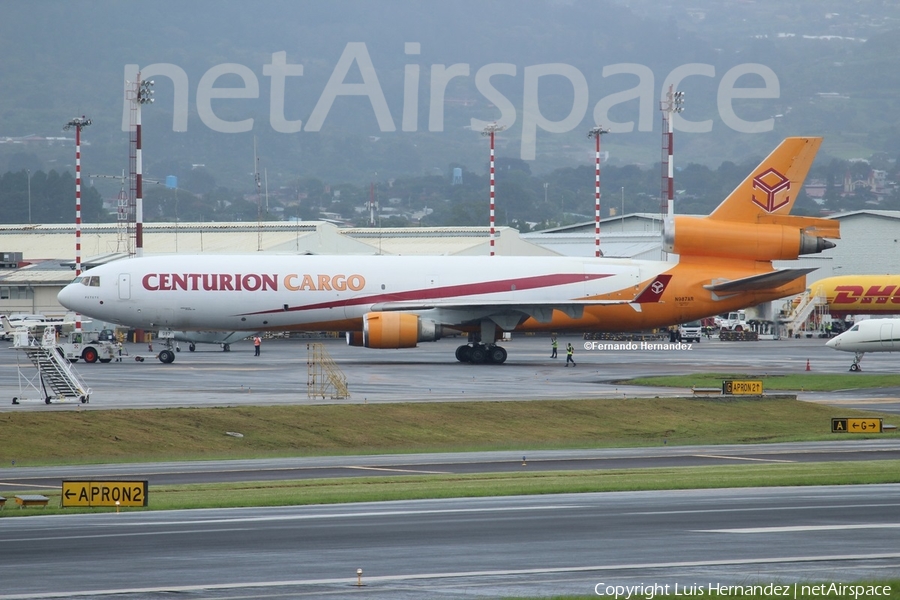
[0,209,896,320]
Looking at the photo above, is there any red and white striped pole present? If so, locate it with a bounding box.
[489,130,496,256]
[666,113,674,219]
[135,107,144,258]
[588,126,609,258]
[65,116,91,333]
[134,76,154,258]
[75,124,83,278]
[662,86,684,219]
[482,122,505,256]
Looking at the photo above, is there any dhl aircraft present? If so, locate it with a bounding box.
[58,137,839,365]
[809,275,900,316]
[826,318,900,371]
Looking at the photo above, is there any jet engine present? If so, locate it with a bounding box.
[347,312,445,349]
[664,216,836,261]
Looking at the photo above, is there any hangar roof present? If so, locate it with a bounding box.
[0,221,557,262]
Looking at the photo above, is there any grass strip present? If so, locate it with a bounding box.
[1,398,896,467]
[622,373,900,391]
[5,459,898,516]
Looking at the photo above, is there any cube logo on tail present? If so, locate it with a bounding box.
[751,168,791,213]
[634,274,672,303]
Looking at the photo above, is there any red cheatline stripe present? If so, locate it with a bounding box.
[244,272,613,316]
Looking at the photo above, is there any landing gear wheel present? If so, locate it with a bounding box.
[850,363,861,372]
[488,345,508,364]
[455,344,472,363]
[223,344,231,352]
[189,343,196,352]
[158,349,176,364]
[470,345,487,364]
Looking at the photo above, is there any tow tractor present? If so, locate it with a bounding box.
[55,330,119,364]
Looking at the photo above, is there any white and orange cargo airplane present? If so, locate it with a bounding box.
[58,137,838,364]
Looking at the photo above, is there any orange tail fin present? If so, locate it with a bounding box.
[708,137,822,222]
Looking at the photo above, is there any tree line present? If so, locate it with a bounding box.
[1,154,897,228]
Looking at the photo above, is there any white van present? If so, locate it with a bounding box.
[678,320,703,343]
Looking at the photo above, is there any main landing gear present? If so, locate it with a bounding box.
[455,343,507,364]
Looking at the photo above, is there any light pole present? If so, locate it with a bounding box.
[660,85,684,218]
[588,125,609,258]
[63,115,91,333]
[481,122,505,256]
[26,169,31,225]
[130,76,154,257]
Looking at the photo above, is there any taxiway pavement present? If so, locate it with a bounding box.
[2,334,898,412]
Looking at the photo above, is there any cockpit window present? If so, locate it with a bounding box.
[849,324,859,332]
[79,276,100,287]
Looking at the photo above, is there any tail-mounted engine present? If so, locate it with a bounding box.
[346,312,445,349]
[663,215,838,261]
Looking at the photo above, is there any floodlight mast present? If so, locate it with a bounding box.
[63,115,91,333]
[127,74,154,257]
[659,85,684,219]
[481,122,505,256]
[587,125,610,258]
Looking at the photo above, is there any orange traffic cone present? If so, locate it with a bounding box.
[805,359,811,371]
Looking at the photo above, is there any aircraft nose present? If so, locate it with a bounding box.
[826,336,838,348]
[57,282,84,312]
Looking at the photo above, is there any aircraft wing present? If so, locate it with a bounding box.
[703,268,817,293]
[369,274,672,325]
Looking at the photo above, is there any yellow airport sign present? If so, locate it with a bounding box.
[831,418,883,434]
[722,380,763,395]
[61,480,148,508]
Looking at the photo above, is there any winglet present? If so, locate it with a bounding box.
[633,274,671,303]
[1,315,13,334]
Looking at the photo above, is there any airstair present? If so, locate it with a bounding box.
[781,288,827,336]
[306,342,350,399]
[11,327,91,405]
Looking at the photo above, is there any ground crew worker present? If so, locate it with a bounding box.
[565,342,576,367]
[254,335,261,356]
[551,336,558,358]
